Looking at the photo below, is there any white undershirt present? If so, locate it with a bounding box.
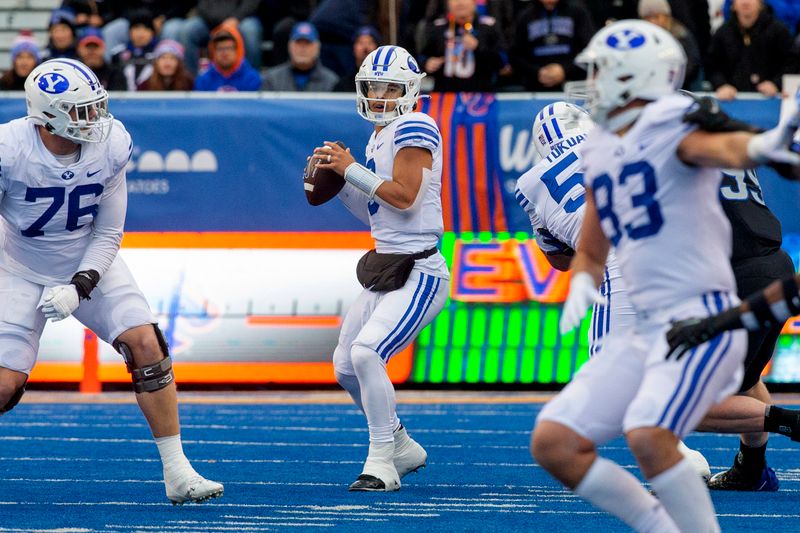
[52,148,80,166]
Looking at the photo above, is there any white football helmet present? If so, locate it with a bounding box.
[24,58,113,143]
[532,102,594,161]
[566,20,685,129]
[355,45,425,126]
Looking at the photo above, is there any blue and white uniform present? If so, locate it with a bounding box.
[335,112,449,373]
[515,131,634,356]
[0,118,156,374]
[539,94,746,442]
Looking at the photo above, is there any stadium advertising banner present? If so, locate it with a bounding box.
[0,94,794,386]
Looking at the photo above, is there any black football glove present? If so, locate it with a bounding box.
[536,228,575,256]
[665,316,718,361]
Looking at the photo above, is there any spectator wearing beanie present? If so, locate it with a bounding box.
[333,25,380,92]
[638,0,701,89]
[138,39,194,91]
[45,7,78,60]
[261,22,339,92]
[111,9,159,91]
[0,33,40,90]
[194,24,261,92]
[76,28,127,91]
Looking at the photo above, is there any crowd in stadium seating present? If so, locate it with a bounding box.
[2,0,800,99]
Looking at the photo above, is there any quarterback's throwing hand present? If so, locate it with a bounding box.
[559,272,604,334]
[40,284,80,321]
[314,141,355,177]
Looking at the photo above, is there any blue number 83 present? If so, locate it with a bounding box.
[592,161,663,246]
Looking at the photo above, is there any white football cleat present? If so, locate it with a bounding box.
[678,441,711,482]
[393,426,427,478]
[165,471,224,505]
[349,441,401,492]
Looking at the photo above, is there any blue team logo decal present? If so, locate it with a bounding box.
[606,29,646,50]
[368,200,380,215]
[38,73,70,94]
[61,170,75,180]
[407,56,420,74]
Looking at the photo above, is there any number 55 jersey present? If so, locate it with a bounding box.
[580,93,736,313]
[0,117,131,286]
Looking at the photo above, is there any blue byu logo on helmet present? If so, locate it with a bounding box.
[61,170,75,180]
[407,56,420,73]
[38,73,70,94]
[606,29,646,50]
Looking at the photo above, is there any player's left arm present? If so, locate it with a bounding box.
[40,170,126,322]
[559,187,609,333]
[666,273,800,360]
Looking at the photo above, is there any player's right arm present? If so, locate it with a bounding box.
[559,187,609,333]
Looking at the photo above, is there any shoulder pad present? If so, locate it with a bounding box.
[681,91,762,133]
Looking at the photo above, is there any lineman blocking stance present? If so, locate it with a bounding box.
[0,59,222,504]
[313,45,449,491]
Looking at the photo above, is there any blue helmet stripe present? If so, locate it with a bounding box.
[542,124,553,143]
[50,59,98,90]
[551,117,563,139]
[372,47,384,69]
[382,46,396,71]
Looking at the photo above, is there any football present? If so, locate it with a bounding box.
[304,140,347,206]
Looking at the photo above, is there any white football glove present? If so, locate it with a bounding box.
[40,284,80,321]
[559,272,604,334]
[747,90,800,166]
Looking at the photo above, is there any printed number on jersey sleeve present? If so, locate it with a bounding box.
[593,160,663,246]
[21,184,104,237]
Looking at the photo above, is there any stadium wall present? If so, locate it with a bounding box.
[1,93,795,387]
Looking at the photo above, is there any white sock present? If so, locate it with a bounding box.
[575,457,679,532]
[649,458,720,533]
[155,435,194,474]
[351,344,396,443]
[335,371,364,413]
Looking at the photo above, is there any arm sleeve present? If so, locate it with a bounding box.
[338,182,371,226]
[77,169,127,276]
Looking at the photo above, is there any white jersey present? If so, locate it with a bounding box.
[581,94,736,312]
[515,133,634,353]
[0,117,131,286]
[339,112,448,279]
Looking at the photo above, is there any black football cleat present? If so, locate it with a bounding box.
[707,462,779,492]
[348,474,400,492]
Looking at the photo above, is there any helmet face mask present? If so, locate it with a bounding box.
[567,20,686,129]
[25,58,113,144]
[355,46,424,126]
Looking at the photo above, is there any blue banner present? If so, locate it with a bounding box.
[0,95,797,233]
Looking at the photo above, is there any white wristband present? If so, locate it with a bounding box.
[344,163,383,199]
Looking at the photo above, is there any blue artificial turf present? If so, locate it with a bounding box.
[1,400,798,532]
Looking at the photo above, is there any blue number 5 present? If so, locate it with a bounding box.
[540,151,586,213]
[21,184,105,237]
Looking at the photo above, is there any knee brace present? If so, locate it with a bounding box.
[113,324,174,394]
[0,381,25,414]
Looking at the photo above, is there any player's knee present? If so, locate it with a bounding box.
[531,421,588,468]
[0,378,26,414]
[350,344,383,375]
[626,427,676,467]
[113,324,174,394]
[332,344,352,377]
